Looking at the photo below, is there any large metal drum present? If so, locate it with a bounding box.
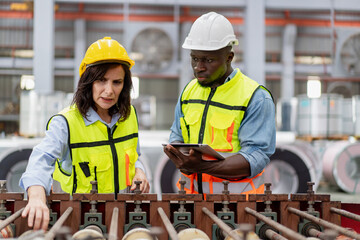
[322,141,360,194]
[264,141,322,193]
[297,94,343,137]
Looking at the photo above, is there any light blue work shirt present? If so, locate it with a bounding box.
[169,69,276,178]
[19,107,144,195]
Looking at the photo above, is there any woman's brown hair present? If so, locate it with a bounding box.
[72,62,132,121]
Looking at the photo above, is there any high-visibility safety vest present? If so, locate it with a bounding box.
[178,69,272,195]
[50,105,139,195]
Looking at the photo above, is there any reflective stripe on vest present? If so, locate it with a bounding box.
[178,69,271,195]
[51,105,138,194]
[179,171,265,195]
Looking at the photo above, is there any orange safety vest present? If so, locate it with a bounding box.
[178,69,272,195]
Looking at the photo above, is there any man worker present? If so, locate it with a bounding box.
[163,12,276,195]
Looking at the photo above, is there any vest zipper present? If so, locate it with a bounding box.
[107,126,119,198]
[197,87,216,194]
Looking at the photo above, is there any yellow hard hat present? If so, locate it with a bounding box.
[79,36,135,77]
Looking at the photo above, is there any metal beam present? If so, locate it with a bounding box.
[55,0,360,11]
[266,0,360,11]
[55,0,247,7]
[244,0,266,85]
[33,0,54,93]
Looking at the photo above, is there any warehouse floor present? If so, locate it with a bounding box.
[317,180,360,203]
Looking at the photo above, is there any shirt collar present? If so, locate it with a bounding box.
[224,68,239,83]
[83,107,120,128]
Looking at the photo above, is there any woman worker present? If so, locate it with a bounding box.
[19,37,150,230]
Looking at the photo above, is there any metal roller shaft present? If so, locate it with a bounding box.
[108,207,119,240]
[202,207,241,240]
[244,207,307,240]
[288,207,360,240]
[44,207,73,240]
[0,207,24,231]
[265,228,288,240]
[330,207,360,222]
[157,207,179,240]
[308,227,328,240]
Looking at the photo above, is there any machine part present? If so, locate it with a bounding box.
[72,228,105,240]
[157,207,178,240]
[265,141,321,194]
[330,207,360,222]
[154,155,180,194]
[108,207,119,240]
[173,212,194,232]
[174,222,192,233]
[245,207,307,240]
[48,207,58,228]
[124,193,151,234]
[212,212,237,240]
[300,221,322,237]
[124,211,150,233]
[225,225,260,240]
[177,228,210,240]
[0,201,22,237]
[214,221,236,240]
[288,207,360,239]
[322,141,360,193]
[122,228,153,240]
[18,229,46,240]
[0,220,14,238]
[202,207,240,240]
[255,212,278,239]
[172,180,195,232]
[257,224,279,240]
[0,148,32,193]
[0,207,24,236]
[80,201,107,234]
[44,207,73,240]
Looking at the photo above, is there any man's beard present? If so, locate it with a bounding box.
[198,77,225,88]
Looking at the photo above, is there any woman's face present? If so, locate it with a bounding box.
[92,65,125,114]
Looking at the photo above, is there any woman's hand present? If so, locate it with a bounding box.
[130,168,150,193]
[21,185,49,231]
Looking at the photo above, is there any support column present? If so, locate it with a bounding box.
[281,24,297,100]
[244,0,265,85]
[74,19,86,91]
[33,0,54,93]
[179,22,193,94]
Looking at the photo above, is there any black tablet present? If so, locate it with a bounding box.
[162,143,225,161]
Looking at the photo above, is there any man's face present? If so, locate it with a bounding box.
[190,47,233,88]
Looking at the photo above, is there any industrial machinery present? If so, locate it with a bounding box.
[0,180,359,240]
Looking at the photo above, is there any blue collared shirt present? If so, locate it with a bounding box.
[19,107,144,195]
[169,69,276,178]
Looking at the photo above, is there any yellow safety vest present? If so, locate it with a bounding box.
[50,105,138,194]
[178,69,272,195]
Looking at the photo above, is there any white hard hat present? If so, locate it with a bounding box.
[182,12,239,51]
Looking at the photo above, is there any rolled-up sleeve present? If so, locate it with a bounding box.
[238,88,276,178]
